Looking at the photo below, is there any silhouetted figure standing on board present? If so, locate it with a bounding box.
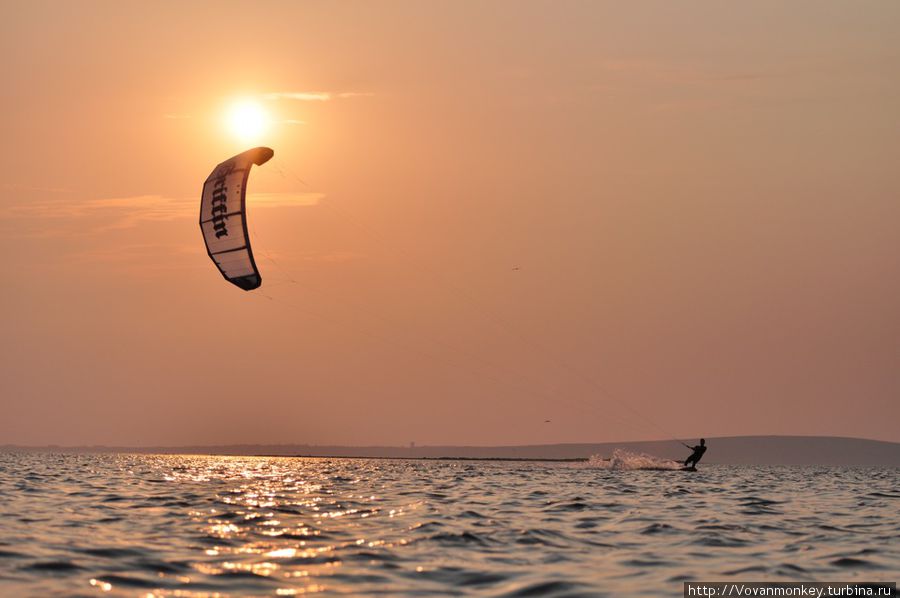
[683,439,707,468]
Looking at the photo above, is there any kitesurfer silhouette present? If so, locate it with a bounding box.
[683,439,707,468]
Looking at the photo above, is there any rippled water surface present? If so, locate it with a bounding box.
[0,453,897,597]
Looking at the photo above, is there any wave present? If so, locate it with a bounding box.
[581,449,682,471]
[4,453,897,597]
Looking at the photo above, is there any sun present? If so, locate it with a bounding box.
[226,100,270,142]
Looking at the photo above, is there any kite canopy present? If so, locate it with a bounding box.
[199,147,273,290]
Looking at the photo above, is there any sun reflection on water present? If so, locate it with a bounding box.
[145,456,418,595]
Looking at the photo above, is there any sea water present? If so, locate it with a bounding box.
[0,452,897,597]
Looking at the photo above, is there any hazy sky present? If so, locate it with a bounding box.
[2,1,898,447]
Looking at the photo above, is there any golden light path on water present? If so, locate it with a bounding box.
[0,453,897,597]
[154,455,419,596]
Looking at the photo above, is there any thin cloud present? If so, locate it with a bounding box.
[4,192,325,237]
[264,91,374,101]
[264,92,332,101]
[163,113,192,119]
[8,195,188,223]
[248,192,324,207]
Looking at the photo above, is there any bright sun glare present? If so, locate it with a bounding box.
[226,100,269,142]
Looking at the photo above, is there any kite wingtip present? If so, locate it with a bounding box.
[249,147,274,166]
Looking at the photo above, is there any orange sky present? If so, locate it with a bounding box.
[2,1,899,446]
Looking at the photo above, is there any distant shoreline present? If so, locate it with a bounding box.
[3,435,899,466]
